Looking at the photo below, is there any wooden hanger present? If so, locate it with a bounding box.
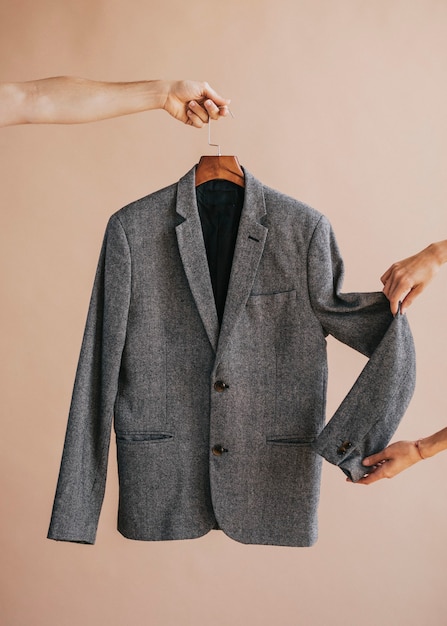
[195,155,244,187]
[195,117,245,188]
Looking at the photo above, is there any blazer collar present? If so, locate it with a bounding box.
[175,165,268,356]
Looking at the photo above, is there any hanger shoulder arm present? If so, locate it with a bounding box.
[195,155,244,187]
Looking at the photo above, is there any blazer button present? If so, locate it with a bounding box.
[214,380,229,392]
[337,440,352,455]
[212,444,228,456]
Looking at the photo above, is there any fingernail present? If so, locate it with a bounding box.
[189,101,197,107]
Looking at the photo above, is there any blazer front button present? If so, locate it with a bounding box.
[214,380,229,392]
[212,444,228,456]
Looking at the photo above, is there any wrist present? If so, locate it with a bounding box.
[415,436,441,459]
[427,241,447,267]
[414,439,427,460]
[156,80,177,112]
[145,80,170,110]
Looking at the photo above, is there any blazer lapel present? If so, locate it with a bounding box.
[216,170,268,363]
[175,167,220,352]
[175,166,268,358]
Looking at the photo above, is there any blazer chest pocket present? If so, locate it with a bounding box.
[116,432,174,444]
[245,290,297,332]
[247,289,297,308]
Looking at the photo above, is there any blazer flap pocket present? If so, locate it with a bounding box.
[266,435,315,446]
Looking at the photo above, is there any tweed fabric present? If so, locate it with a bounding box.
[48,166,415,546]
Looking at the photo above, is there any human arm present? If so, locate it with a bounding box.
[0,77,230,128]
[356,426,447,484]
[381,240,447,315]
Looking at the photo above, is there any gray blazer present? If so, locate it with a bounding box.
[48,166,415,547]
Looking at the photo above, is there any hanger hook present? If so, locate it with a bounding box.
[207,107,235,157]
[208,118,221,156]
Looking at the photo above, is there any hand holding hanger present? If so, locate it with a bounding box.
[0,77,230,128]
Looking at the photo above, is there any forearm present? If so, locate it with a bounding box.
[0,77,170,126]
[416,426,447,459]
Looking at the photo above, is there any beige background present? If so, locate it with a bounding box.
[1,1,446,625]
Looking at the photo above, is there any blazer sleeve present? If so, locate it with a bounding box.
[308,216,416,482]
[47,215,131,543]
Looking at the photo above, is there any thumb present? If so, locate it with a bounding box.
[202,84,230,107]
[401,284,423,313]
[362,451,386,466]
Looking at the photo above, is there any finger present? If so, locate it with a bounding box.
[355,469,386,485]
[381,274,399,302]
[362,451,389,466]
[358,462,393,483]
[400,284,423,313]
[380,266,393,285]
[382,278,409,314]
[202,83,230,108]
[204,99,227,121]
[389,296,402,316]
[186,108,205,129]
[381,271,400,300]
[188,100,208,124]
[388,277,411,301]
[381,289,401,315]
